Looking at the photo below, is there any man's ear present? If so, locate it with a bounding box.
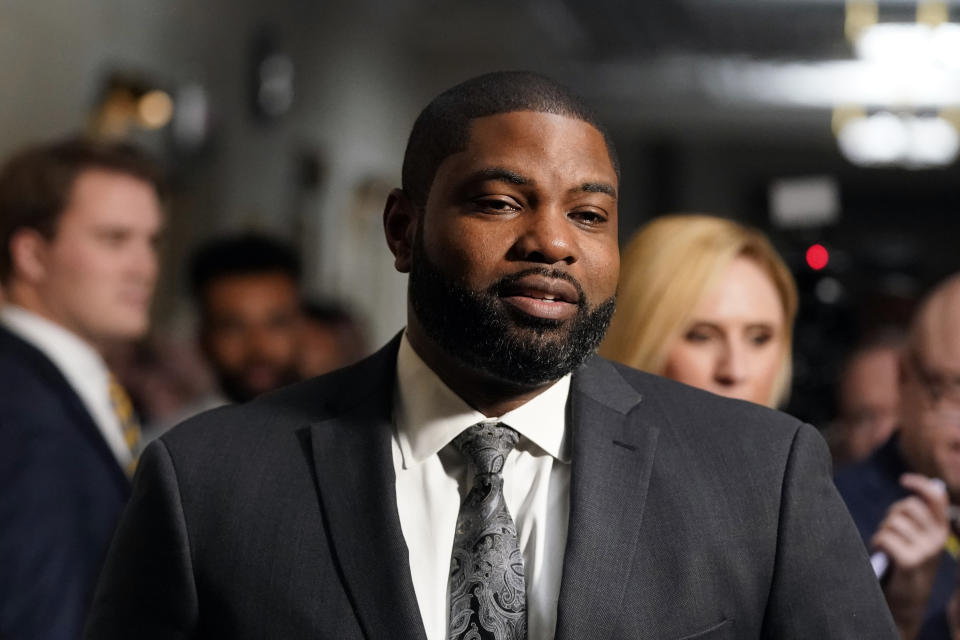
[383,188,418,274]
[8,228,49,284]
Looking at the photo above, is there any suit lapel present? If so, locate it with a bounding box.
[308,336,428,640]
[556,357,659,640]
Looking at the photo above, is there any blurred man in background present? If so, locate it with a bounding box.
[298,298,369,378]
[189,234,303,404]
[0,138,162,639]
[833,333,903,467]
[837,275,960,640]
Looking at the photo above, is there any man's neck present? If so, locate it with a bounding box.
[405,325,555,418]
[6,283,107,356]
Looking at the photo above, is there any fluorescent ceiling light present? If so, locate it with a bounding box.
[855,22,960,69]
[836,113,959,167]
[706,59,960,108]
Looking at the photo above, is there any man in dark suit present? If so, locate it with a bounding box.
[837,275,960,640]
[86,72,895,639]
[0,138,163,639]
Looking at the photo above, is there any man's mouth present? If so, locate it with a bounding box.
[498,274,580,321]
[119,288,153,307]
[242,363,284,391]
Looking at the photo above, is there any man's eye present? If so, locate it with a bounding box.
[473,198,519,213]
[98,231,129,247]
[214,320,245,335]
[571,209,607,225]
[267,314,297,331]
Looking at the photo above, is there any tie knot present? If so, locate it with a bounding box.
[452,421,519,476]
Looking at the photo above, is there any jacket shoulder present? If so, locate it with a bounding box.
[0,328,62,396]
[596,356,806,442]
[0,328,88,434]
[160,336,400,456]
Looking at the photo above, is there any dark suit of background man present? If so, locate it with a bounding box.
[86,72,896,639]
[0,139,163,639]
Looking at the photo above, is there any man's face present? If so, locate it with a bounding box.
[899,314,960,496]
[32,169,161,346]
[406,111,620,387]
[200,272,303,403]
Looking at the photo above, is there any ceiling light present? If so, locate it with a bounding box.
[137,90,174,129]
[836,112,959,167]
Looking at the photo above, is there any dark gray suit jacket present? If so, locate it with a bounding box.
[85,335,896,639]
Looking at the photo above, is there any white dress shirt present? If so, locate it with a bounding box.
[393,333,571,640]
[1,305,133,468]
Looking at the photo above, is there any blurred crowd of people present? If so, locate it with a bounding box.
[0,138,369,637]
[125,233,369,436]
[599,213,960,638]
[0,128,957,638]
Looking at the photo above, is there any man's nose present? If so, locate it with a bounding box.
[249,325,276,356]
[130,238,159,282]
[249,323,292,360]
[507,208,576,265]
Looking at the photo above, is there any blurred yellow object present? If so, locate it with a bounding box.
[831,104,866,137]
[918,0,949,28]
[137,90,174,129]
[845,0,878,43]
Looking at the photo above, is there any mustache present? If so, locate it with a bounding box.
[490,267,587,307]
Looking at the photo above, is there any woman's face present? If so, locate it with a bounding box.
[662,256,787,407]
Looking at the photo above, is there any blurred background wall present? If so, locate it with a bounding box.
[3,0,959,425]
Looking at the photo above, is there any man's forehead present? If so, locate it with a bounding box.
[914,316,960,374]
[69,167,153,196]
[208,271,298,292]
[450,112,618,180]
[464,110,607,147]
[60,170,162,223]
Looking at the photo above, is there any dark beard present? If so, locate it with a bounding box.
[408,239,616,388]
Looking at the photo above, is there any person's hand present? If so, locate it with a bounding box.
[872,473,950,640]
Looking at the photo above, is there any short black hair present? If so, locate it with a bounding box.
[188,233,301,301]
[0,137,162,282]
[401,70,620,208]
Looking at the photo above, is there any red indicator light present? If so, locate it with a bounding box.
[806,244,829,271]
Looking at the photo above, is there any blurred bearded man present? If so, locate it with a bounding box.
[188,234,303,404]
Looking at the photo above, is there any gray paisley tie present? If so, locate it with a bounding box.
[447,421,527,640]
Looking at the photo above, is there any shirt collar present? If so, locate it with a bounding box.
[394,332,571,469]
[0,304,109,393]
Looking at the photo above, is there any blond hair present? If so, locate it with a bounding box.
[599,214,798,407]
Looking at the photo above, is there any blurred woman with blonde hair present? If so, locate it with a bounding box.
[599,214,798,408]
